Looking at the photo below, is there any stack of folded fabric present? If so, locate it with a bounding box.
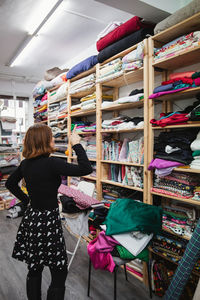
[66,55,98,79]
[102,115,144,131]
[154,31,200,62]
[162,203,196,239]
[101,88,144,108]
[96,16,154,63]
[102,184,138,206]
[69,73,96,95]
[50,118,67,138]
[149,71,200,99]
[0,153,19,168]
[48,100,68,119]
[152,171,200,199]
[71,121,96,133]
[33,93,47,109]
[32,80,53,98]
[76,136,96,159]
[33,101,47,123]
[190,131,200,169]
[48,82,68,103]
[80,92,96,111]
[96,58,123,83]
[122,41,144,71]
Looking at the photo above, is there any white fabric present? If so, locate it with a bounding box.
[122,42,144,63]
[115,93,143,104]
[96,21,123,42]
[190,131,200,151]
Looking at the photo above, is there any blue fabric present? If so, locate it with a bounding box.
[153,83,174,93]
[66,55,98,79]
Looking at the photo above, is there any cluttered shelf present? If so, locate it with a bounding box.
[173,167,200,174]
[70,86,96,99]
[162,227,190,241]
[152,87,200,102]
[152,122,200,129]
[101,160,143,167]
[101,179,143,192]
[151,192,200,206]
[48,96,67,105]
[71,109,96,117]
[101,128,143,134]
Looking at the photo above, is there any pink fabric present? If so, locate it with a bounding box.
[119,138,128,161]
[41,93,47,101]
[58,184,99,209]
[194,78,200,86]
[151,187,191,199]
[149,87,190,99]
[169,72,196,80]
[148,158,184,170]
[87,231,119,272]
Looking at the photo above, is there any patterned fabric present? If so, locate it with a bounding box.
[12,207,68,271]
[58,184,99,209]
[164,219,200,299]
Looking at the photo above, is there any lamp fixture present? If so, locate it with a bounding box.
[7,0,63,67]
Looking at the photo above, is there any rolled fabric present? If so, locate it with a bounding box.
[98,28,154,63]
[67,55,98,79]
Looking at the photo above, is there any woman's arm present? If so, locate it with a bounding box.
[5,163,30,206]
[50,144,93,176]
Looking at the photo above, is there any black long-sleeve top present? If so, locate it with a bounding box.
[5,144,92,209]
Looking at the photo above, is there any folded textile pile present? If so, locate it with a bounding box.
[0,153,20,168]
[102,115,144,131]
[96,21,123,42]
[162,203,196,239]
[105,163,143,188]
[154,31,200,62]
[122,41,144,71]
[49,117,67,138]
[71,121,96,133]
[101,88,144,108]
[149,71,200,99]
[102,184,136,205]
[67,55,98,79]
[96,16,152,52]
[48,100,68,119]
[48,82,68,103]
[102,137,144,164]
[79,136,96,159]
[190,131,200,169]
[33,93,47,109]
[88,198,161,273]
[69,73,96,95]
[152,171,200,199]
[96,58,123,83]
[33,106,47,123]
[74,92,113,112]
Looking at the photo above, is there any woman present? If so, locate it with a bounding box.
[5,124,92,300]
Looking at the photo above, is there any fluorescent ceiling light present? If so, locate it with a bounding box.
[8,0,63,67]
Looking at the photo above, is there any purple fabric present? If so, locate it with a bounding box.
[87,231,119,272]
[155,166,175,177]
[149,87,190,99]
[148,158,184,170]
[66,55,98,79]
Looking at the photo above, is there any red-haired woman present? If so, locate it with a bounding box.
[6,124,92,300]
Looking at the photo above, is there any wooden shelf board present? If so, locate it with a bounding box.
[70,86,96,99]
[70,67,96,82]
[173,167,200,174]
[101,100,144,111]
[152,12,200,44]
[152,87,200,102]
[162,227,190,241]
[49,96,67,104]
[101,160,143,167]
[48,114,68,121]
[101,179,143,192]
[48,84,62,92]
[51,154,67,159]
[151,191,200,206]
[69,156,96,162]
[153,45,200,70]
[81,175,96,181]
[77,131,96,135]
[101,128,143,133]
[101,68,144,88]
[152,122,200,129]
[71,109,96,117]
[34,120,48,124]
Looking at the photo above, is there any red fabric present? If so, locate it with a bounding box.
[162,78,193,85]
[169,71,196,80]
[150,113,189,127]
[97,16,149,52]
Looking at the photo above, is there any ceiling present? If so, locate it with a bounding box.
[0,0,192,84]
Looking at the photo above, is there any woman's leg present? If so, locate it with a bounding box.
[27,266,44,300]
[47,266,68,300]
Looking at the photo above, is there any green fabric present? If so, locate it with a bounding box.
[192,71,200,79]
[116,245,149,262]
[193,150,200,157]
[163,210,188,220]
[104,198,162,236]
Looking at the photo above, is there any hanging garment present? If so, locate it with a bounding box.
[164,219,200,300]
